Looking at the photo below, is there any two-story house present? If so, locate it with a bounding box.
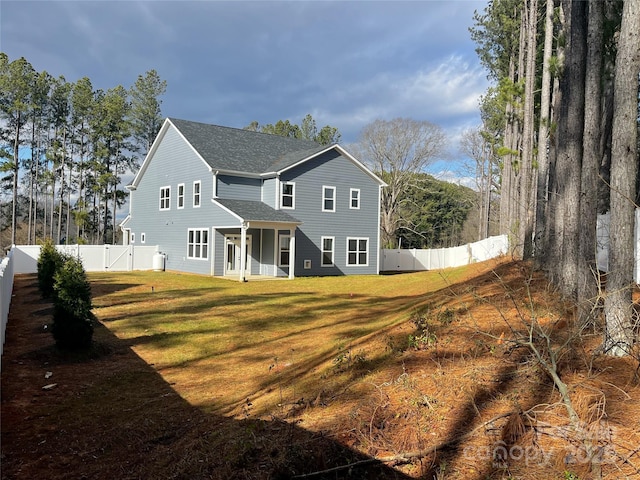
[120,118,386,280]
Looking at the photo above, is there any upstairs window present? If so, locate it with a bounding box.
[322,186,336,212]
[193,180,201,207]
[350,188,360,209]
[177,183,185,209]
[159,186,170,210]
[281,182,295,209]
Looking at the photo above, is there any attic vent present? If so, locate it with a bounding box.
[304,260,312,269]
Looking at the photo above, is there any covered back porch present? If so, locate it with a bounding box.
[212,199,302,282]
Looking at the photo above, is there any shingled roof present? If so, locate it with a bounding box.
[169,118,326,175]
[214,198,302,224]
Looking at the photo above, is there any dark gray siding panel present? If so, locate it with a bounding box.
[281,150,380,276]
[217,175,261,201]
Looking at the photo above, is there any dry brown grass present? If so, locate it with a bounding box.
[2,258,640,480]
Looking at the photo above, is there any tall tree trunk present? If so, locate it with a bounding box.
[511,10,526,255]
[544,3,565,277]
[518,0,538,259]
[56,128,67,244]
[11,113,21,245]
[500,56,516,240]
[534,0,556,265]
[577,0,604,325]
[555,0,587,299]
[603,0,640,356]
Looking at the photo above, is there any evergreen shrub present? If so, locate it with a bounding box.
[37,239,64,298]
[51,256,95,349]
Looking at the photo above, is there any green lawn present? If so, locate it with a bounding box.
[90,266,471,416]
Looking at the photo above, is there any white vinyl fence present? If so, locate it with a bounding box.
[10,244,160,274]
[381,235,509,272]
[0,244,160,364]
[596,209,640,284]
[0,250,15,368]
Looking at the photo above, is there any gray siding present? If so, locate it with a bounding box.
[127,125,241,276]
[127,125,381,277]
[281,150,380,275]
[262,177,277,208]
[217,175,261,201]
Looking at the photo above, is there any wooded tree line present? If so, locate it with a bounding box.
[245,114,341,146]
[0,53,166,249]
[471,0,640,356]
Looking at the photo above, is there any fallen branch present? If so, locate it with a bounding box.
[292,411,514,478]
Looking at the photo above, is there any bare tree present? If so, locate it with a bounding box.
[460,127,495,240]
[603,0,639,356]
[355,118,447,248]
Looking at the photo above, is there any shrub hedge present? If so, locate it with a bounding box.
[37,243,94,349]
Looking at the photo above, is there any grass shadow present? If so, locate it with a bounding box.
[2,274,411,480]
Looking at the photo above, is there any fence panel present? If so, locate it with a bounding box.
[1,250,15,363]
[382,235,508,272]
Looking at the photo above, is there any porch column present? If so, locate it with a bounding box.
[288,229,295,279]
[240,222,248,282]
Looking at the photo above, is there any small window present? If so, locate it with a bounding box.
[350,188,360,209]
[281,182,295,209]
[159,186,170,210]
[140,233,146,244]
[131,233,135,244]
[321,236,334,266]
[279,234,290,266]
[193,181,201,207]
[347,237,369,266]
[187,228,209,260]
[177,183,185,209]
[322,186,336,212]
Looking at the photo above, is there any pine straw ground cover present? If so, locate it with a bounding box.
[2,258,639,480]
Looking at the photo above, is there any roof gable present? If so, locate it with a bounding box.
[129,118,386,188]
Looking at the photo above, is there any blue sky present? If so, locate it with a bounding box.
[1,0,489,181]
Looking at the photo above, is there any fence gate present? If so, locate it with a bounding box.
[103,245,132,271]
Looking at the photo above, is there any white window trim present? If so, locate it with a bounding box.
[321,236,335,267]
[278,234,291,267]
[280,181,295,209]
[322,186,336,212]
[346,237,369,267]
[159,186,171,211]
[140,233,146,244]
[193,180,202,208]
[131,232,136,244]
[187,228,209,260]
[350,188,361,210]
[177,183,185,209]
